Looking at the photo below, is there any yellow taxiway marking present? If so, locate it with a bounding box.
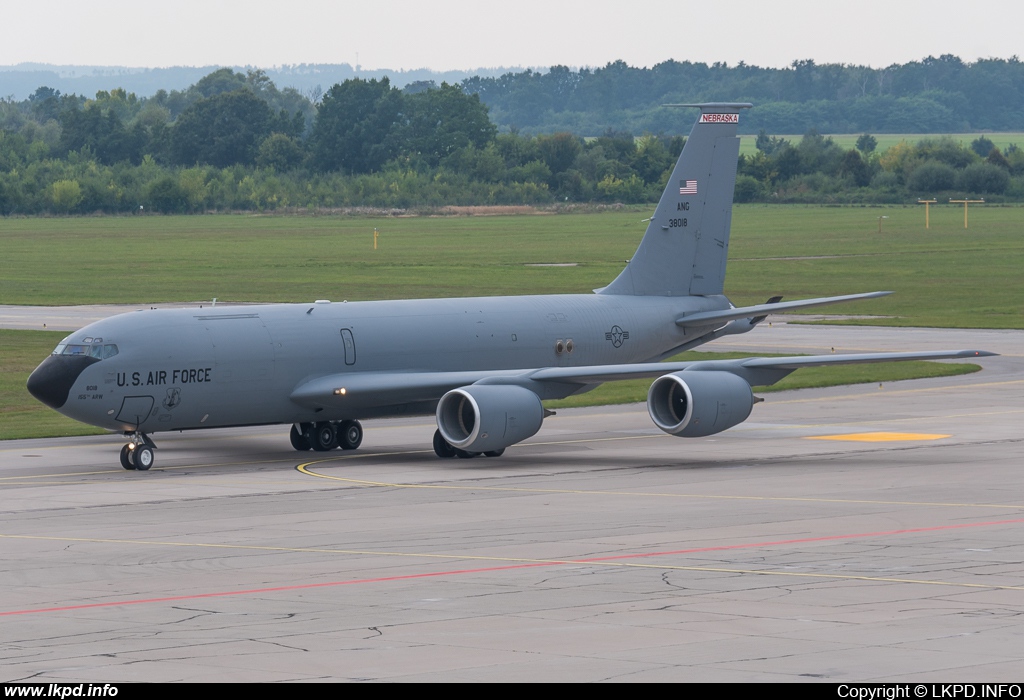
[295,459,1024,509]
[3,532,1024,594]
[806,432,950,442]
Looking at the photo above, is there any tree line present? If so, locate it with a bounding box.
[736,130,1023,203]
[467,56,1024,135]
[2,65,1023,215]
[0,69,686,214]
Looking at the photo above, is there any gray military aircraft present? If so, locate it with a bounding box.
[27,103,993,471]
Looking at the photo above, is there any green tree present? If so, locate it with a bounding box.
[629,135,671,184]
[401,83,496,166]
[257,133,305,171]
[310,78,402,173]
[907,160,957,191]
[192,68,247,98]
[986,147,1010,169]
[50,179,82,213]
[839,149,871,187]
[958,162,1009,194]
[170,90,274,167]
[145,175,189,213]
[755,129,784,155]
[917,137,975,169]
[970,135,995,158]
[28,86,65,123]
[733,174,762,202]
[59,104,146,165]
[855,133,877,153]
[536,132,582,177]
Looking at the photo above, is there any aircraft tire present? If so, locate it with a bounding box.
[455,449,477,459]
[483,449,505,457]
[338,420,363,450]
[119,444,136,470]
[134,446,154,471]
[290,424,312,451]
[432,429,456,459]
[311,421,338,451]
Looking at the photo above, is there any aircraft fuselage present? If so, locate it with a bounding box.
[34,292,733,434]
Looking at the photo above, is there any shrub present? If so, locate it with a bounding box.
[907,160,957,192]
[958,162,1010,195]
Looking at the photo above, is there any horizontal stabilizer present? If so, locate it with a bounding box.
[676,291,892,328]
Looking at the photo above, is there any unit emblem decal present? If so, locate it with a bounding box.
[163,388,182,410]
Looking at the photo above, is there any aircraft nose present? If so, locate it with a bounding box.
[26,355,100,410]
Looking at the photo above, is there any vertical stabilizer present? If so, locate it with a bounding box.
[599,103,751,297]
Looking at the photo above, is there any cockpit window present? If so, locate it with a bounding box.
[55,343,118,358]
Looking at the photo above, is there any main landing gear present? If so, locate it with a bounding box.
[290,421,363,452]
[119,433,156,471]
[432,430,504,459]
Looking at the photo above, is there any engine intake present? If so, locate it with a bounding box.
[647,371,754,437]
[437,385,544,453]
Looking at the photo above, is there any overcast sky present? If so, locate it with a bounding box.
[2,0,1018,71]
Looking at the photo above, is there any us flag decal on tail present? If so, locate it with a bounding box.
[679,180,697,195]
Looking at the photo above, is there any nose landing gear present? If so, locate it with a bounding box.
[119,433,156,471]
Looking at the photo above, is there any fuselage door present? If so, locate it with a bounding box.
[341,328,356,366]
[115,395,155,429]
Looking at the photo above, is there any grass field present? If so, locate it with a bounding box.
[737,133,1024,157]
[2,205,1021,328]
[3,206,1010,440]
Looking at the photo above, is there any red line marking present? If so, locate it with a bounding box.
[4,518,1022,617]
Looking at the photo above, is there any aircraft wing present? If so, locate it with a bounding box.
[291,350,995,408]
[528,350,995,385]
[675,291,892,328]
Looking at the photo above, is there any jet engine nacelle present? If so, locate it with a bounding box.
[647,370,754,438]
[436,384,545,453]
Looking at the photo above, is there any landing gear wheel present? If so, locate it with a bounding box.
[134,445,154,471]
[338,420,363,450]
[455,449,477,459]
[483,449,505,457]
[433,429,456,459]
[311,421,338,451]
[290,423,312,451]
[120,444,136,470]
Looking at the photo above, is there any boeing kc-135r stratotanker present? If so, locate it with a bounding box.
[27,103,994,470]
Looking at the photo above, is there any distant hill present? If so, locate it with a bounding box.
[0,63,524,100]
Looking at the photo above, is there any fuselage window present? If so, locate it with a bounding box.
[56,343,118,359]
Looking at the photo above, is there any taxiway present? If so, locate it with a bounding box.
[1,322,1021,682]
